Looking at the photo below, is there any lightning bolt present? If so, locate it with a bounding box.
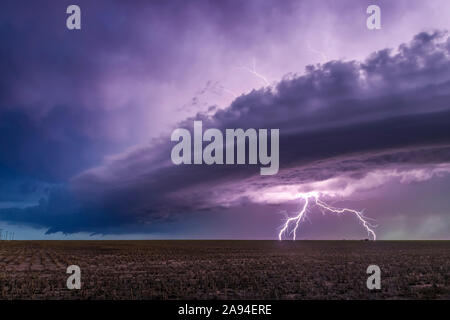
[237,58,271,86]
[278,192,376,241]
[220,86,238,98]
[306,42,328,63]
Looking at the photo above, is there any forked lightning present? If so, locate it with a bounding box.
[278,192,377,240]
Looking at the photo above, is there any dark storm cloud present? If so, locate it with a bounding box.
[1,0,320,233]
[0,0,247,180]
[0,7,448,235]
[0,1,143,181]
[2,30,449,234]
[0,0,313,183]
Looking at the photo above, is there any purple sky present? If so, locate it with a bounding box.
[1,0,450,239]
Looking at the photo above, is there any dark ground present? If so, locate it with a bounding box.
[0,240,448,300]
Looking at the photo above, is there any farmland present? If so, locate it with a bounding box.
[0,240,448,299]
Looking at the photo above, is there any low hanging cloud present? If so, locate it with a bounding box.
[211,150,450,207]
[2,30,450,234]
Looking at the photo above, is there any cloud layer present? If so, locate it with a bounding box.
[2,30,450,235]
[1,1,450,238]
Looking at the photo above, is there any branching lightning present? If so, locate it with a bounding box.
[220,86,238,98]
[278,192,377,241]
[306,42,328,63]
[237,58,271,86]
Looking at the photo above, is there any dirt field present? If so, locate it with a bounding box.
[0,240,448,300]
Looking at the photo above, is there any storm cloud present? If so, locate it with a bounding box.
[1,1,450,238]
[2,30,450,234]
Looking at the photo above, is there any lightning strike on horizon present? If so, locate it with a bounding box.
[278,192,377,241]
